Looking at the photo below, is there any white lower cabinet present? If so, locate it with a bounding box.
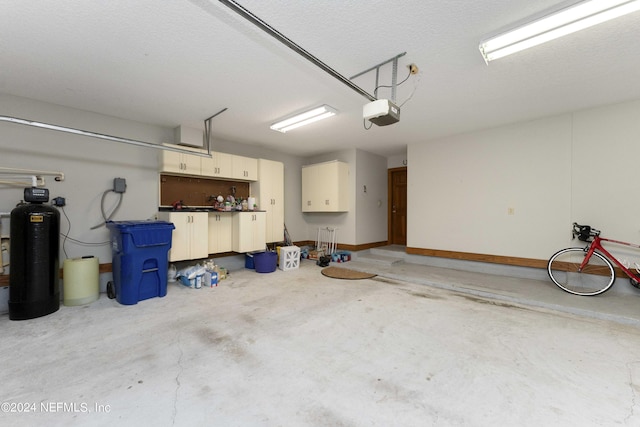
[159,211,266,259]
[232,212,266,253]
[157,212,208,262]
[208,213,233,254]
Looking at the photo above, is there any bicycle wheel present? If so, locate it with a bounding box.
[547,247,615,296]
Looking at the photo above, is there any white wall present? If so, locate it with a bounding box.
[387,152,407,169]
[0,95,311,265]
[408,99,640,261]
[0,94,169,265]
[572,101,640,241]
[355,149,387,245]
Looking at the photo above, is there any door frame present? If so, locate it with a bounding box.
[387,166,407,245]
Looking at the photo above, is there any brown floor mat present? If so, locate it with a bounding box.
[321,266,377,280]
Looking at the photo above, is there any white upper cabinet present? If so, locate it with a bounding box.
[231,155,258,181]
[301,160,349,212]
[161,148,257,182]
[201,151,232,178]
[160,150,202,175]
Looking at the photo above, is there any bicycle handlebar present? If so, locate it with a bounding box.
[572,222,600,241]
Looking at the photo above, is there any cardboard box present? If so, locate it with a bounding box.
[308,249,324,260]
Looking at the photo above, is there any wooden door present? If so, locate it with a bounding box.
[388,167,407,245]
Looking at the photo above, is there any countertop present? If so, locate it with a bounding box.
[158,207,265,213]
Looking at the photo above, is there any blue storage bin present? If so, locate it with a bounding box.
[106,220,175,305]
[253,251,277,273]
[245,253,255,269]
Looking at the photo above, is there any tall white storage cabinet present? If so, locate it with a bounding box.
[233,212,266,253]
[253,159,284,243]
[157,212,208,262]
[301,160,349,212]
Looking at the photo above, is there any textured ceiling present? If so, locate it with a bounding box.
[1,0,640,156]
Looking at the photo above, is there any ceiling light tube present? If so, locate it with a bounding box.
[480,0,640,62]
[270,105,336,133]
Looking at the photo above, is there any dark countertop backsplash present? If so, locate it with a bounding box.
[160,174,251,208]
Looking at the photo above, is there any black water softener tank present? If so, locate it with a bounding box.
[9,187,60,320]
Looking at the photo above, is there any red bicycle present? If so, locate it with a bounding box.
[547,223,640,296]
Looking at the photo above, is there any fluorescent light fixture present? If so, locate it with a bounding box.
[270,105,337,133]
[480,0,640,62]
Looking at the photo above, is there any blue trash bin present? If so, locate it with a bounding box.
[106,220,175,305]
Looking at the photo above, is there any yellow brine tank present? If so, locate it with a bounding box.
[63,256,99,306]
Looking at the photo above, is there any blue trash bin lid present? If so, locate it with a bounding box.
[106,220,175,230]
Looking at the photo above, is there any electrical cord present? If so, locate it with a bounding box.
[59,205,110,259]
[60,235,110,247]
[90,189,123,229]
[60,205,70,259]
[374,69,412,98]
[399,71,421,107]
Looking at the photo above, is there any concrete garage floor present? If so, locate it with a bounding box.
[2,256,640,426]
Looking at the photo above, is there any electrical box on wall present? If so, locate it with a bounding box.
[174,125,203,147]
[113,178,127,193]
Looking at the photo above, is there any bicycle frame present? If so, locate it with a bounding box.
[581,236,640,279]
